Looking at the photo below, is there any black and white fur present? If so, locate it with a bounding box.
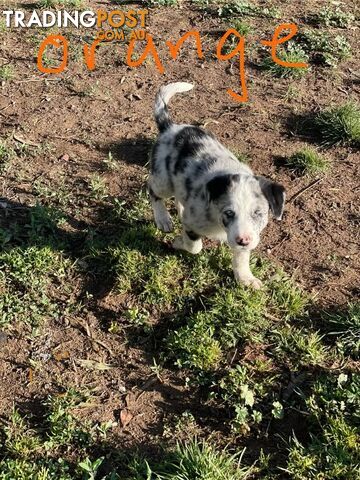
[148,82,285,288]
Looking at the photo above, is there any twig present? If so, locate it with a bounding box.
[15,77,63,84]
[289,178,322,202]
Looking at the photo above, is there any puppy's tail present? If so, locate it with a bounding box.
[154,82,194,132]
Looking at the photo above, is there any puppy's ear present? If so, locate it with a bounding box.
[206,174,239,202]
[257,176,286,220]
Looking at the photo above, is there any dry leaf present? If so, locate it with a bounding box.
[77,359,114,371]
[53,350,70,361]
[120,408,133,428]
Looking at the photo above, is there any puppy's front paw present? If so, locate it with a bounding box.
[234,273,263,290]
[172,236,202,254]
[172,235,185,250]
[155,213,173,233]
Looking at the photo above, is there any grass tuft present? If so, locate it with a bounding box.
[155,439,254,479]
[261,43,309,79]
[324,303,360,359]
[313,102,360,146]
[287,147,329,176]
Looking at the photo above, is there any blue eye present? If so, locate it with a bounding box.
[224,210,235,218]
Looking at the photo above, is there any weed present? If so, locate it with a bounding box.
[261,43,309,79]
[231,20,251,36]
[313,102,360,146]
[89,174,108,200]
[219,1,280,19]
[0,19,6,32]
[299,30,351,67]
[285,373,360,479]
[287,147,329,176]
[103,151,120,171]
[144,0,177,6]
[0,65,14,81]
[169,313,223,370]
[315,7,355,28]
[33,178,73,207]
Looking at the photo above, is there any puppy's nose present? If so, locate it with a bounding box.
[236,235,251,246]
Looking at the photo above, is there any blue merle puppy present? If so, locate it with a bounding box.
[148,82,285,289]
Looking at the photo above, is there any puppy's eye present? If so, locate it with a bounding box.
[224,210,235,218]
[253,209,263,216]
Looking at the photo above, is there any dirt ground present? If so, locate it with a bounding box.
[0,0,359,476]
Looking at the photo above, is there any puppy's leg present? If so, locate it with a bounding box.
[173,228,202,254]
[232,249,262,289]
[148,180,173,233]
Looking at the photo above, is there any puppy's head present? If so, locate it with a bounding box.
[206,173,285,250]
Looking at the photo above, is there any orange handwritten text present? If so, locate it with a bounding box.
[37,34,68,74]
[261,23,308,68]
[36,25,307,102]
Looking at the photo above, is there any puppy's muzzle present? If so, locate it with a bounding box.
[235,235,251,247]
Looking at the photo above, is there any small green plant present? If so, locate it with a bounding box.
[313,102,360,146]
[287,147,329,176]
[285,374,360,479]
[37,0,57,8]
[0,65,14,81]
[219,1,280,19]
[231,20,251,36]
[316,7,355,28]
[169,314,222,371]
[103,151,119,171]
[0,18,6,32]
[299,30,351,67]
[262,43,309,78]
[89,174,108,200]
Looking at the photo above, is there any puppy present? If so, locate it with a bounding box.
[148,82,285,288]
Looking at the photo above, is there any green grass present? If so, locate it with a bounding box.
[0,65,14,81]
[287,147,329,176]
[261,43,309,79]
[151,440,255,479]
[315,7,355,28]
[313,102,360,146]
[0,186,358,477]
[324,303,360,359]
[272,326,328,367]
